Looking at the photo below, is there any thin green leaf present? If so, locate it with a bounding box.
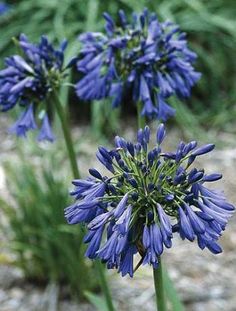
[84,291,109,311]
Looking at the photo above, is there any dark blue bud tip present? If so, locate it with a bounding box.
[165,194,174,202]
[98,146,112,161]
[129,178,138,188]
[127,142,135,157]
[118,159,125,168]
[131,192,138,201]
[108,184,116,194]
[124,165,130,172]
[137,129,144,143]
[89,168,103,180]
[148,151,155,163]
[188,171,204,184]
[103,12,114,25]
[156,123,166,145]
[187,154,196,167]
[123,172,130,179]
[144,126,150,142]
[116,181,123,188]
[148,183,155,192]
[191,144,215,157]
[202,173,222,182]
[147,211,154,222]
[135,143,141,153]
[114,152,121,161]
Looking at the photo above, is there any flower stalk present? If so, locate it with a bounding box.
[52,91,80,178]
[95,261,115,311]
[137,101,146,130]
[153,258,167,311]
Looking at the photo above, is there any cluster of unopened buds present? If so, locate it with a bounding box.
[65,124,234,277]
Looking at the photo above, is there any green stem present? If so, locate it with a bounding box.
[52,91,80,178]
[137,101,146,129]
[163,268,185,311]
[52,91,115,311]
[95,261,115,311]
[91,100,120,140]
[153,258,167,311]
[91,100,104,139]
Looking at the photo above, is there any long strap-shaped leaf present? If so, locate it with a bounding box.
[163,267,185,311]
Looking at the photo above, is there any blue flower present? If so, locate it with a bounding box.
[0,34,73,141]
[8,104,37,137]
[118,244,137,277]
[65,124,234,277]
[0,2,10,16]
[84,226,104,259]
[37,114,55,142]
[75,9,201,121]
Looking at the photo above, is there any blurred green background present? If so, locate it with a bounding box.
[0,0,236,132]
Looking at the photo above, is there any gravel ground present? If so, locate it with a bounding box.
[0,116,236,311]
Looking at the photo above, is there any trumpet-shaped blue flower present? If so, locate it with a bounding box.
[37,114,55,142]
[0,34,73,141]
[8,104,37,137]
[76,9,201,120]
[65,124,234,277]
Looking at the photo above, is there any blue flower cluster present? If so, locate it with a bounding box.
[0,2,9,16]
[65,125,234,277]
[0,34,73,141]
[76,9,201,121]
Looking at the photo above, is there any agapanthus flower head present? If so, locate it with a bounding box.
[65,124,234,277]
[76,9,201,121]
[0,34,74,141]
